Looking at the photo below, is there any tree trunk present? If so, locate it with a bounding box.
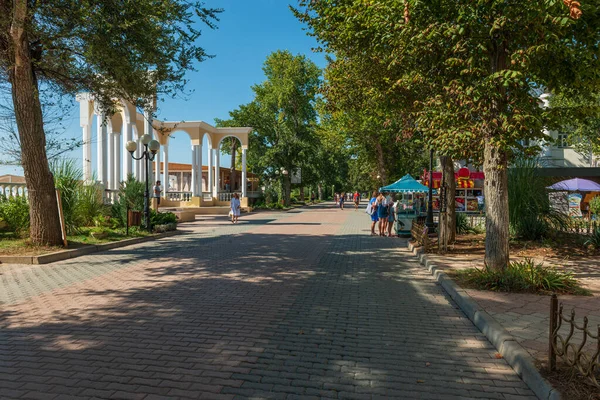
[318,183,323,200]
[283,175,291,207]
[374,141,387,185]
[483,138,509,270]
[299,186,304,202]
[9,0,62,246]
[439,156,456,245]
[230,140,238,192]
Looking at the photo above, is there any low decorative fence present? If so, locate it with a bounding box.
[0,183,28,198]
[410,221,429,252]
[166,191,192,202]
[218,192,241,202]
[562,219,598,235]
[549,294,600,388]
[202,192,212,201]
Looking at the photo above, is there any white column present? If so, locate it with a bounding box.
[196,143,203,194]
[241,147,247,198]
[123,122,132,180]
[82,124,92,183]
[107,125,115,190]
[191,145,197,196]
[213,150,220,197]
[135,142,142,182]
[97,113,108,186]
[113,132,120,189]
[163,145,169,193]
[154,143,161,189]
[207,148,213,197]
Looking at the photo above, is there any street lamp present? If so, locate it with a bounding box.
[426,148,435,232]
[126,134,160,231]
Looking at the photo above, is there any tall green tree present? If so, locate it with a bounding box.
[220,51,321,206]
[296,0,600,269]
[0,0,221,245]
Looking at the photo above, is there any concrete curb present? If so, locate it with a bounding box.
[0,230,181,265]
[406,241,560,400]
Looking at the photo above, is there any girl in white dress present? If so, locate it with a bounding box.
[230,193,241,223]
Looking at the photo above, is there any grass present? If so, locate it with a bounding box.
[0,228,151,257]
[450,258,591,295]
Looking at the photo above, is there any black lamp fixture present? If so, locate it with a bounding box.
[126,134,160,231]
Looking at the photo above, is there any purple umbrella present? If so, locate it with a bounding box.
[546,178,600,192]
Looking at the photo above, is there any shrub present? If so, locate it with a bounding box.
[589,196,600,218]
[454,258,589,295]
[508,157,568,240]
[584,228,600,249]
[111,174,145,227]
[0,195,30,236]
[151,211,177,225]
[52,159,83,234]
[76,180,106,227]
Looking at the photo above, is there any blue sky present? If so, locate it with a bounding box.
[0,0,326,176]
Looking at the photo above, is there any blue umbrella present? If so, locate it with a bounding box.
[379,174,436,193]
[547,178,600,192]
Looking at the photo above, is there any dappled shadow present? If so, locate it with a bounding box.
[0,211,533,399]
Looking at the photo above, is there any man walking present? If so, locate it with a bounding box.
[353,191,360,210]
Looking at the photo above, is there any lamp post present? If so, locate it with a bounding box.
[426,148,435,232]
[126,134,160,231]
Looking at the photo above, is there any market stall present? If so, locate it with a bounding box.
[422,167,485,213]
[547,178,600,218]
[379,174,432,236]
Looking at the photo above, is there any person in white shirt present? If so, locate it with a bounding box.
[230,193,241,223]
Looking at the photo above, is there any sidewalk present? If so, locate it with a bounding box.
[421,250,600,366]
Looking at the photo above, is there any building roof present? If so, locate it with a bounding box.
[0,174,26,184]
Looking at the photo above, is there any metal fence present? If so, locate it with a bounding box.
[549,294,600,388]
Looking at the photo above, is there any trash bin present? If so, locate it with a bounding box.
[128,210,142,227]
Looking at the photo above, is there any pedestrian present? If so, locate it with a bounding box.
[153,180,162,209]
[369,191,379,235]
[387,194,396,237]
[230,193,241,224]
[377,192,388,236]
[339,192,345,210]
[334,193,339,206]
[311,191,316,204]
[353,191,360,210]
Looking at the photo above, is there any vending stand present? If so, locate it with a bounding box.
[379,174,433,236]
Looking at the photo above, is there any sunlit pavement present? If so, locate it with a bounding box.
[0,204,535,399]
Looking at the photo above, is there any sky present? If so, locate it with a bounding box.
[0,0,327,176]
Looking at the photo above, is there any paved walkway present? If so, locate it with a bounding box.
[0,204,534,399]
[424,250,600,364]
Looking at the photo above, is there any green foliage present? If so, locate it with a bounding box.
[76,181,105,227]
[51,159,83,234]
[455,259,589,295]
[508,158,568,240]
[584,228,600,249]
[0,195,30,236]
[455,213,483,235]
[150,211,177,225]
[111,175,145,227]
[589,196,600,217]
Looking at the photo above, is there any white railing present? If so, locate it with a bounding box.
[0,183,28,198]
[218,192,241,202]
[104,189,119,205]
[167,191,193,202]
[202,192,213,201]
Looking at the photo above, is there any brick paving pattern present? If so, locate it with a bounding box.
[0,205,534,399]
[423,251,600,363]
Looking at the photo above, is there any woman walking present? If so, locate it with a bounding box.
[230,193,241,224]
[369,191,379,235]
[339,192,345,210]
[377,193,388,236]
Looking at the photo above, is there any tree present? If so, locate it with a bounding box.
[296,0,600,269]
[0,0,221,245]
[219,51,321,206]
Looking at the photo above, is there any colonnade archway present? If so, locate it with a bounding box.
[77,93,251,206]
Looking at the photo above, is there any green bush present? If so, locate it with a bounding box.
[111,174,145,227]
[508,157,568,240]
[52,159,84,234]
[454,258,589,295]
[0,195,30,236]
[584,228,600,249]
[589,196,600,218]
[151,211,177,225]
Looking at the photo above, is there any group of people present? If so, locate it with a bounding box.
[367,191,397,237]
[335,191,361,210]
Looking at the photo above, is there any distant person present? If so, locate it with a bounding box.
[311,192,316,204]
[334,193,339,206]
[230,193,241,224]
[387,194,396,237]
[377,192,388,236]
[353,191,360,210]
[369,191,379,235]
[153,180,162,208]
[339,192,345,210]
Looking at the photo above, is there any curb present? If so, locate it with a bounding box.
[0,230,181,265]
[406,241,560,400]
